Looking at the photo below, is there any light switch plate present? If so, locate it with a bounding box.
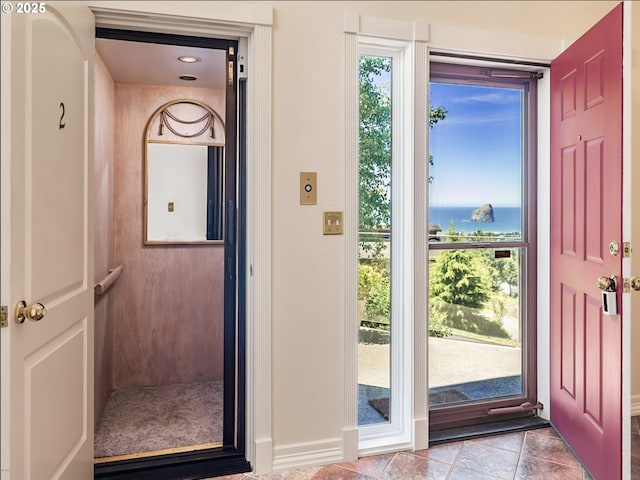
[323,211,343,235]
[300,172,317,205]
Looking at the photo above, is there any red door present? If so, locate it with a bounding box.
[550,4,623,480]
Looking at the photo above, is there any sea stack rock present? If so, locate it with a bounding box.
[470,203,495,222]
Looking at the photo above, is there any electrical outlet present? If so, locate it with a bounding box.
[323,211,343,235]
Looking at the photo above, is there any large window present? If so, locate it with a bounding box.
[427,62,538,426]
[358,54,393,427]
[355,39,418,452]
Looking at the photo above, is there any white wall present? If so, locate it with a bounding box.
[87,0,626,470]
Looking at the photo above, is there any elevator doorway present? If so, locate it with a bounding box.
[93,29,247,478]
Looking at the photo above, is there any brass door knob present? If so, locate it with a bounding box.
[597,275,617,292]
[631,277,640,292]
[15,300,47,324]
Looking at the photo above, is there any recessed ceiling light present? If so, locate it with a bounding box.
[178,55,201,63]
[179,75,198,81]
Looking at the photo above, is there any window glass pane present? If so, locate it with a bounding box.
[429,83,523,243]
[358,55,392,425]
[428,247,524,407]
[427,68,533,414]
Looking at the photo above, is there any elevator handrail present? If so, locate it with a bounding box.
[94,265,123,296]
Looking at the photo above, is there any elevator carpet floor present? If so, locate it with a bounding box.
[94,380,223,459]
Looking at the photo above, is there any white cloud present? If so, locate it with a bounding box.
[450,91,520,104]
[439,111,519,127]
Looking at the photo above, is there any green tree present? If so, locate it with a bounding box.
[358,56,449,335]
[472,244,519,296]
[429,249,508,336]
[429,250,491,310]
[494,254,519,297]
[359,56,447,255]
[359,56,392,241]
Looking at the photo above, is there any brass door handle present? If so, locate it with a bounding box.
[631,277,640,292]
[15,300,46,324]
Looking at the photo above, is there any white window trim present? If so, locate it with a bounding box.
[343,14,429,458]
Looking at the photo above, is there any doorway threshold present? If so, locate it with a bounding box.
[94,448,251,480]
[429,416,550,446]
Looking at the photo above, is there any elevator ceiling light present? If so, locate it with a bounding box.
[178,55,201,63]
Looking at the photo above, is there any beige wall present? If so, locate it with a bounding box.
[94,53,115,423]
[268,0,618,448]
[87,0,630,464]
[111,83,226,388]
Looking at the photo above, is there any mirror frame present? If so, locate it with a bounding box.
[143,98,226,245]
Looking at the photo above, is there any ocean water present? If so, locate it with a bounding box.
[429,206,521,234]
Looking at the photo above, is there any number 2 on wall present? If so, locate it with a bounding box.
[59,102,65,129]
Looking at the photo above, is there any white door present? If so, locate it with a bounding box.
[1,2,95,479]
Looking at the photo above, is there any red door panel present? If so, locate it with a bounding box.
[550,4,623,480]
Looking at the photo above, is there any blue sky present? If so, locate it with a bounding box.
[428,82,523,208]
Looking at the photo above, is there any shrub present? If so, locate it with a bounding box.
[358,263,379,301]
[428,299,452,338]
[358,261,390,326]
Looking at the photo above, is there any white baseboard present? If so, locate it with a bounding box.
[252,437,274,475]
[272,437,343,472]
[342,427,359,462]
[414,417,429,451]
[632,394,640,416]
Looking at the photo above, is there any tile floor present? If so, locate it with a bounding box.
[211,427,594,480]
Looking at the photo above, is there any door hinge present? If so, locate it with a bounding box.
[623,242,631,258]
[1,305,8,328]
[228,46,235,87]
[228,60,234,86]
[624,277,630,293]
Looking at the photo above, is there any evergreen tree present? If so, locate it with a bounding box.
[429,250,491,310]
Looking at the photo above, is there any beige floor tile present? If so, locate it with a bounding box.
[378,452,451,480]
[515,455,584,480]
[471,432,525,453]
[412,442,462,464]
[335,453,395,477]
[219,426,598,480]
[522,431,582,469]
[311,465,375,480]
[255,466,321,480]
[454,442,519,479]
[448,465,504,480]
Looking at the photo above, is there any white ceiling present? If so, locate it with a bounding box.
[95,38,227,90]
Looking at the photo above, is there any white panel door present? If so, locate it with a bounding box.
[2,2,95,479]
